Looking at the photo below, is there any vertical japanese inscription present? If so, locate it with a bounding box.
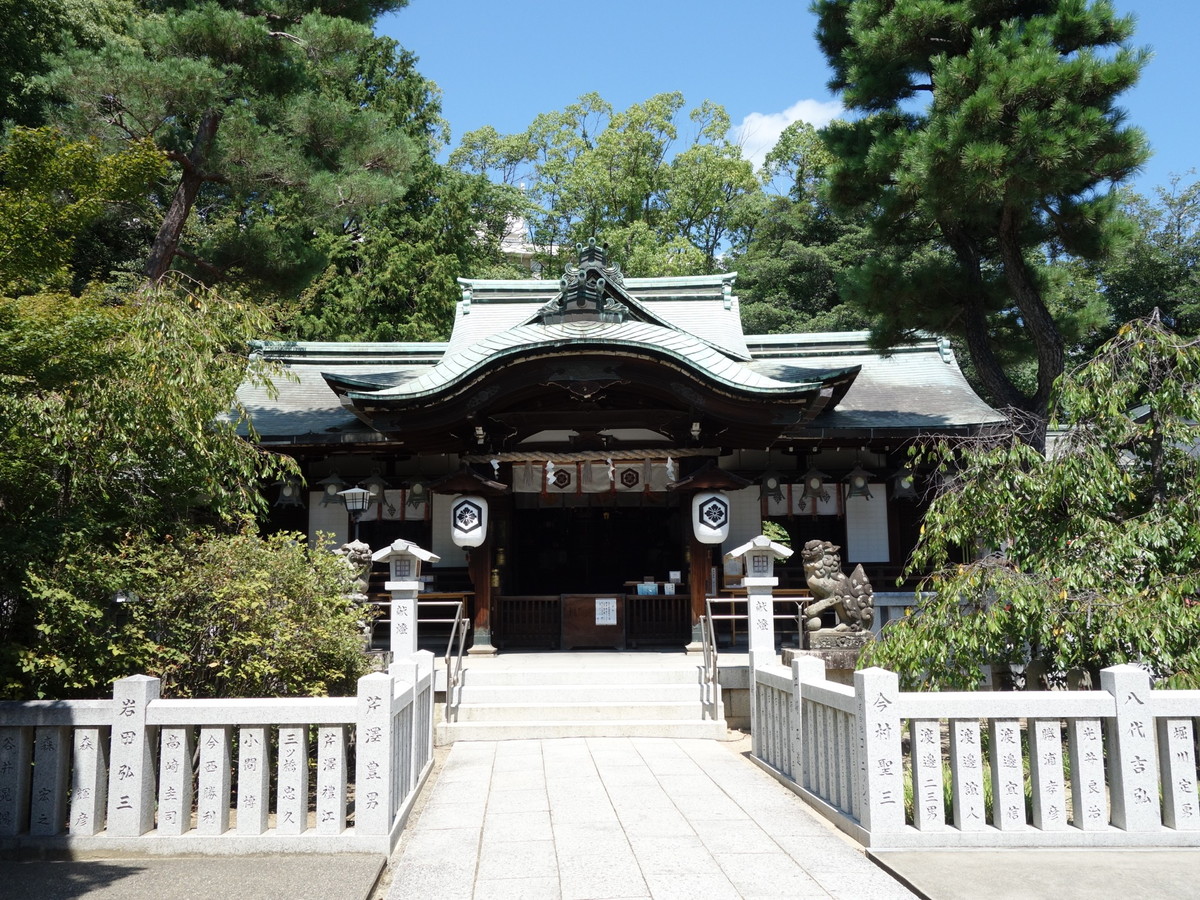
[106,675,159,836]
[855,668,904,833]
[1158,718,1200,830]
[950,720,986,830]
[237,726,270,835]
[910,719,944,830]
[30,726,69,836]
[316,725,348,835]
[276,725,309,835]
[1101,666,1161,831]
[1067,718,1108,830]
[197,726,232,835]
[989,719,1026,830]
[1028,719,1067,831]
[0,727,33,836]
[355,672,395,836]
[70,726,108,836]
[157,727,194,836]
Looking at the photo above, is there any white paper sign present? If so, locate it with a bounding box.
[595,597,617,626]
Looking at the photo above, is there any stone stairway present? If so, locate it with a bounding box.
[435,659,726,744]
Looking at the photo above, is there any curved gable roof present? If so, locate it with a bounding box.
[452,272,749,361]
[338,319,855,405]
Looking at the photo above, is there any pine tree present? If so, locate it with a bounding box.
[814,0,1149,445]
[46,1,426,289]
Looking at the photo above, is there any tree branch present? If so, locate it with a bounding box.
[173,249,228,282]
[268,31,305,46]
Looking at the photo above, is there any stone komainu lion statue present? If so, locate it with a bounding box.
[338,539,373,599]
[801,539,875,632]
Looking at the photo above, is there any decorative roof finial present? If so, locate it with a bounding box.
[539,235,627,325]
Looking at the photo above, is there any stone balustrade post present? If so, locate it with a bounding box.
[791,656,825,795]
[356,671,396,836]
[196,726,233,835]
[949,719,986,831]
[30,726,70,835]
[316,724,349,835]
[0,726,33,836]
[70,726,108,836]
[1029,718,1069,831]
[1101,664,1161,831]
[1158,716,1200,830]
[236,726,270,835]
[106,675,160,836]
[989,718,1026,831]
[157,726,194,836]
[854,667,904,834]
[276,725,309,835]
[910,719,944,831]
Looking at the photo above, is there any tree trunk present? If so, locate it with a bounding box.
[143,109,223,285]
[997,207,1065,449]
[944,227,1028,413]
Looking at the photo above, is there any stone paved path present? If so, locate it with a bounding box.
[386,736,916,900]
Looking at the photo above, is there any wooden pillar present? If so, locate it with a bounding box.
[687,529,711,648]
[467,533,495,654]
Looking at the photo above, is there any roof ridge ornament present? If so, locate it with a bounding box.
[540,237,628,325]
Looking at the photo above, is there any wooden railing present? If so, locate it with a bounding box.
[625,593,690,646]
[0,653,435,854]
[494,596,561,649]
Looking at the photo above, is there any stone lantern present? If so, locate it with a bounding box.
[724,534,793,663]
[371,539,440,658]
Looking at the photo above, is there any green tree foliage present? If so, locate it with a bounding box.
[46,0,424,289]
[0,279,314,697]
[451,93,761,276]
[0,281,289,536]
[734,121,875,334]
[11,1,496,340]
[1098,174,1200,337]
[0,126,165,295]
[865,316,1200,690]
[0,0,138,127]
[18,526,369,699]
[1,0,69,126]
[814,0,1149,442]
[287,161,525,341]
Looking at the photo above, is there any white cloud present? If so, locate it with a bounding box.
[734,98,844,170]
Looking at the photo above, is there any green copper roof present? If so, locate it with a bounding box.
[342,319,844,403]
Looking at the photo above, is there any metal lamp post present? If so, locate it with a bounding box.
[337,485,373,541]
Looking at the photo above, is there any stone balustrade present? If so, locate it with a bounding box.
[752,657,1200,849]
[0,651,434,855]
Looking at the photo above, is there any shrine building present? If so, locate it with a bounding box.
[239,242,1002,652]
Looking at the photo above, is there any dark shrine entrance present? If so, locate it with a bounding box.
[495,496,692,650]
[508,502,682,595]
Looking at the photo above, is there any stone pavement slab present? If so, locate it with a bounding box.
[386,735,916,900]
[871,848,1200,900]
[0,853,384,900]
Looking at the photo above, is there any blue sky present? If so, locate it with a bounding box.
[378,1,1197,197]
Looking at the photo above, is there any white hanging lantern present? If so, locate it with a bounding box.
[451,495,489,547]
[692,491,730,545]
